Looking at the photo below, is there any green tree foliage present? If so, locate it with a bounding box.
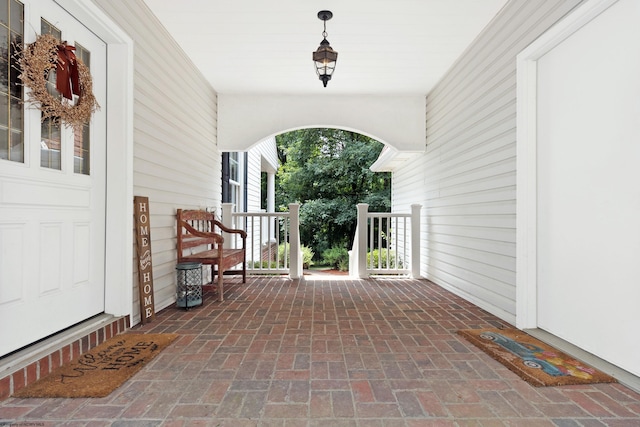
[276,129,390,258]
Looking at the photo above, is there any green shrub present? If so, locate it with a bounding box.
[301,245,315,269]
[252,260,279,269]
[322,246,349,271]
[278,243,315,269]
[366,249,400,269]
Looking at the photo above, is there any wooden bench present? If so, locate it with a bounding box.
[176,209,247,302]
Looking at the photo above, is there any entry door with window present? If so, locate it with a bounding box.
[0,0,106,356]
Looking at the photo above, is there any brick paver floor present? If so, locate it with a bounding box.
[2,276,640,426]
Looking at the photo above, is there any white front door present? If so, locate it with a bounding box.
[0,0,106,357]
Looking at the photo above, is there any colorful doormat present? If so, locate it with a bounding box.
[457,328,617,387]
[13,333,178,398]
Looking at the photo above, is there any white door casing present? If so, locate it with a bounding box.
[0,1,107,356]
[516,0,640,377]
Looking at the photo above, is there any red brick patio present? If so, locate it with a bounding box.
[2,276,639,426]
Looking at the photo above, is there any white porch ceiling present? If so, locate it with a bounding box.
[142,0,508,96]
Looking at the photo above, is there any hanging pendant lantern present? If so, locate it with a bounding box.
[312,10,338,87]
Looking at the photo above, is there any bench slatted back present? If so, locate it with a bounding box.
[177,209,221,259]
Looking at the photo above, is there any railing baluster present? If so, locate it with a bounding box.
[223,209,295,276]
[377,217,381,269]
[368,216,374,270]
[358,207,419,277]
[403,216,408,270]
[392,215,398,270]
[386,215,391,270]
[283,217,288,269]
[250,215,255,269]
[275,218,286,268]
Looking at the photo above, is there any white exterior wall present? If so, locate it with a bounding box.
[256,137,279,176]
[245,137,278,260]
[391,156,428,277]
[93,0,220,324]
[245,148,262,260]
[247,137,278,212]
[393,0,584,323]
[246,150,261,213]
[246,136,278,212]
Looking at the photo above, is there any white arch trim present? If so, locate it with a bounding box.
[218,94,426,152]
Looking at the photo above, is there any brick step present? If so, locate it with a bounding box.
[0,314,129,400]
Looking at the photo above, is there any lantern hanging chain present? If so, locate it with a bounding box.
[323,19,328,39]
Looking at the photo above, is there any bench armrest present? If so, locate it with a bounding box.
[181,221,224,244]
[213,219,248,239]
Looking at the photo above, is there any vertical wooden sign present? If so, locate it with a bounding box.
[134,196,155,324]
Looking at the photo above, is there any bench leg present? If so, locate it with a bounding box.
[242,261,246,283]
[217,269,224,302]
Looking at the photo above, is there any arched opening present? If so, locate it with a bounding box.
[222,127,391,273]
[275,128,389,270]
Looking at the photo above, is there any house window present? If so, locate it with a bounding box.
[40,19,62,170]
[261,171,267,211]
[0,0,24,163]
[222,152,247,212]
[229,152,241,208]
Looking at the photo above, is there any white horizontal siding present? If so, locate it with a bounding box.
[247,136,279,214]
[246,137,278,214]
[246,137,280,260]
[93,0,220,324]
[392,154,424,213]
[392,153,428,277]
[394,0,584,324]
[247,150,261,213]
[256,137,279,174]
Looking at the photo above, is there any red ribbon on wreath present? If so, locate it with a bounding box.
[56,42,80,100]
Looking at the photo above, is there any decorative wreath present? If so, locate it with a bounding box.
[17,33,99,127]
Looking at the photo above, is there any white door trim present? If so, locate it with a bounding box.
[55,0,134,319]
[515,0,619,329]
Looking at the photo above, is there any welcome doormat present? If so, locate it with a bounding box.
[458,328,617,387]
[13,333,178,398]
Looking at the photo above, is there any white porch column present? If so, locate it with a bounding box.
[410,204,422,278]
[288,203,302,279]
[267,173,275,213]
[357,203,369,279]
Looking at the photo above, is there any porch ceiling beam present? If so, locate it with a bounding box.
[218,94,426,152]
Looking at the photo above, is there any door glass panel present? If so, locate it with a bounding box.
[9,0,21,31]
[40,119,61,168]
[10,129,21,160]
[0,27,8,95]
[0,0,23,163]
[73,43,90,175]
[40,19,62,170]
[0,91,7,127]
[0,0,7,27]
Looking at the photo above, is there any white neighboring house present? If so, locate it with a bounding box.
[222,137,279,261]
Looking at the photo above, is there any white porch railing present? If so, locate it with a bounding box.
[350,203,421,278]
[221,203,302,279]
